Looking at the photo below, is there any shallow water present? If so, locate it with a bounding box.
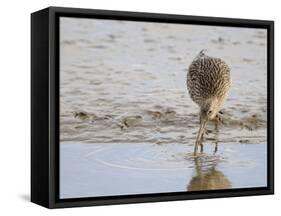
[59,18,267,198]
[60,142,267,198]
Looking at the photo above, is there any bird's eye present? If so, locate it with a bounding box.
[207,110,212,115]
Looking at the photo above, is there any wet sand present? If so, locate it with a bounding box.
[59,18,267,198]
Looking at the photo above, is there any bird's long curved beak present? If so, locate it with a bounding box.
[194,120,207,155]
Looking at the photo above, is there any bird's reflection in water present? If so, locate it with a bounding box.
[187,156,231,191]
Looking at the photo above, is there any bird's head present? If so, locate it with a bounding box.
[200,97,221,122]
[195,49,208,59]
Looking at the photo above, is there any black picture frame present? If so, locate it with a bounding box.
[31,6,274,209]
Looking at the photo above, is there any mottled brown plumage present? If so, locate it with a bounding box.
[187,50,231,154]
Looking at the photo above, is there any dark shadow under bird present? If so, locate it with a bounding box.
[186,50,231,155]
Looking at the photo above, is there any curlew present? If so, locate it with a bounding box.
[186,50,231,154]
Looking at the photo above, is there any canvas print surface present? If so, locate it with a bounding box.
[59,17,267,199]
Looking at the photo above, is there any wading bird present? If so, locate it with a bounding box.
[186,50,231,155]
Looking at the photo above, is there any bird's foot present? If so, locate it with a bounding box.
[213,142,218,155]
[199,141,204,153]
[194,141,204,155]
[193,141,200,155]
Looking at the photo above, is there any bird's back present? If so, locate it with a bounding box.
[186,51,231,106]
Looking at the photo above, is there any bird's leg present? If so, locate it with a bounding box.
[199,116,204,152]
[194,136,204,155]
[194,118,207,155]
[213,113,221,154]
[200,142,204,153]
[214,138,218,154]
[199,132,204,153]
[194,141,199,155]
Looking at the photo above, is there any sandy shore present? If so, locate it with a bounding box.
[60,18,267,146]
